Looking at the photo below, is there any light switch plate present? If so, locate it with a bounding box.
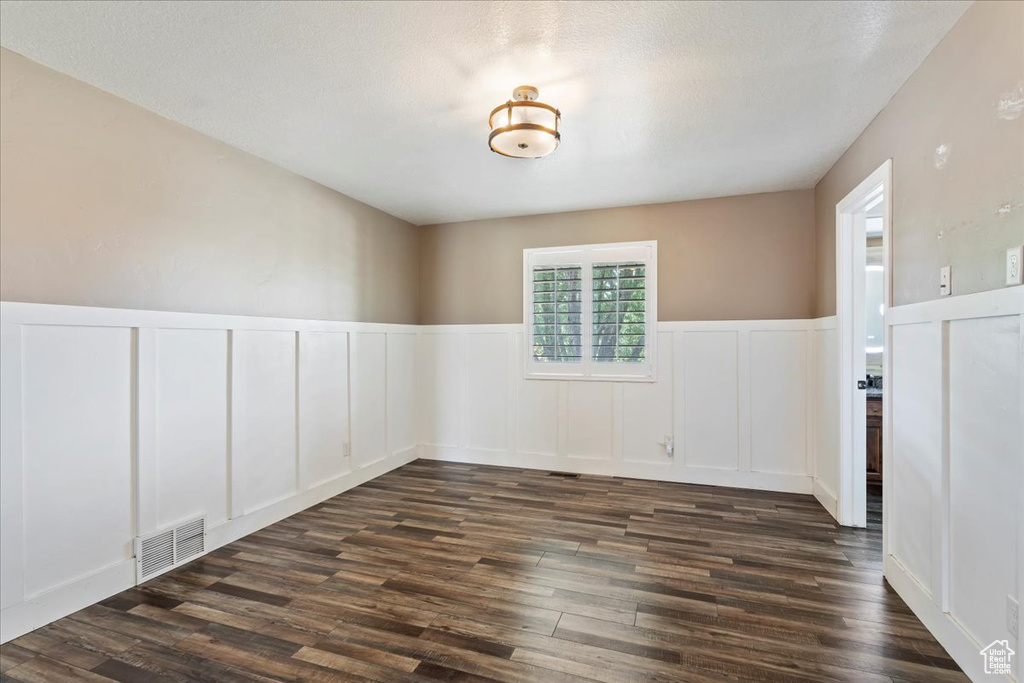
[1007,246,1023,286]
[939,266,951,297]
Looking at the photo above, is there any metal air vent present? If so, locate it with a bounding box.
[135,516,206,582]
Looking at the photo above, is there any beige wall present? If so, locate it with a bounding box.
[8,0,1018,328]
[0,49,419,324]
[814,0,1024,316]
[419,190,815,324]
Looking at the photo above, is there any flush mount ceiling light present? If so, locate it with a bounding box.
[488,85,561,159]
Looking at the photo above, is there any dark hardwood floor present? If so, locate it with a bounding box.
[1,460,964,682]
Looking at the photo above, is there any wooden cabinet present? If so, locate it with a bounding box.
[866,396,882,482]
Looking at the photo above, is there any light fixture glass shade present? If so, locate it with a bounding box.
[488,86,560,158]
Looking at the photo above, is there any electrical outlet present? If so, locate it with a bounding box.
[1009,595,1020,639]
[939,266,951,297]
[1007,246,1023,286]
[343,442,351,458]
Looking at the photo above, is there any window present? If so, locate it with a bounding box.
[524,241,657,381]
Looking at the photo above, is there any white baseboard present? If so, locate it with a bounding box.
[206,447,418,550]
[884,556,999,683]
[812,478,839,520]
[419,445,812,494]
[0,447,418,644]
[0,559,135,643]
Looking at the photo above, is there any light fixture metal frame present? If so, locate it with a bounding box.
[488,91,561,159]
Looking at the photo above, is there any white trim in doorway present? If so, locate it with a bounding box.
[835,159,892,529]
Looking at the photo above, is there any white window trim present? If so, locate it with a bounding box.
[523,240,657,382]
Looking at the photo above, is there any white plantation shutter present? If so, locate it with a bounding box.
[592,263,646,363]
[531,266,582,362]
[524,241,657,381]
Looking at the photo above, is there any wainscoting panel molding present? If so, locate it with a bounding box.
[680,330,739,471]
[298,331,351,491]
[621,332,674,465]
[150,328,230,532]
[883,288,1023,682]
[5,293,1017,675]
[350,332,388,470]
[20,325,134,600]
[0,302,419,643]
[386,332,418,461]
[417,320,819,492]
[889,321,940,597]
[232,329,299,516]
[810,316,839,518]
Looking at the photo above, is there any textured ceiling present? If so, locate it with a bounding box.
[0,1,970,225]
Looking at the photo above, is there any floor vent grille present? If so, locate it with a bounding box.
[136,516,206,582]
[547,471,580,478]
[138,530,174,579]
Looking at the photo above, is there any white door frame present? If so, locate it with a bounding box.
[835,159,892,529]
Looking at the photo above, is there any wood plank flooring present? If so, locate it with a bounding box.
[1,461,965,682]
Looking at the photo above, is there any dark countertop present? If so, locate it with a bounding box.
[866,387,882,399]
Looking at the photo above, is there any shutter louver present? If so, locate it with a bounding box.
[592,262,646,363]
[532,265,582,362]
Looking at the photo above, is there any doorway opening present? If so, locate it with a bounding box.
[835,160,892,530]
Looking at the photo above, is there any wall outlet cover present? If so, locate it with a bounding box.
[1006,246,1023,286]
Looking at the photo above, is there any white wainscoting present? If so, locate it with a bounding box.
[7,294,1018,671]
[417,320,818,493]
[883,288,1023,682]
[811,316,839,518]
[0,302,419,643]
